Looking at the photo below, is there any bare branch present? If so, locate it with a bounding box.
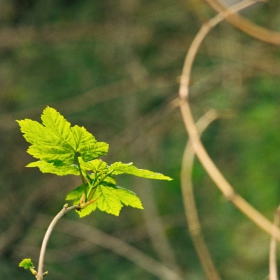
[179,0,280,241]
[180,0,260,99]
[269,205,280,280]
[204,0,280,46]
[181,109,221,280]
[36,205,80,280]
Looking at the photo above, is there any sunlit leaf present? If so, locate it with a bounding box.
[17,106,108,172]
[19,258,34,270]
[80,159,107,173]
[109,162,172,180]
[77,201,97,217]
[41,106,76,149]
[71,125,108,161]
[27,161,79,176]
[17,118,74,165]
[77,185,143,217]
[66,184,85,202]
[19,106,172,217]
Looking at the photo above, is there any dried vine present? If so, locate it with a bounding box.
[179,0,280,259]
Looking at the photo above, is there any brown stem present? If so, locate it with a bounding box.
[36,204,80,280]
[269,206,280,280]
[204,0,280,46]
[181,109,221,280]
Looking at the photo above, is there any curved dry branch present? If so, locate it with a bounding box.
[269,206,280,280]
[179,0,280,241]
[204,0,280,45]
[36,205,80,280]
[181,109,221,280]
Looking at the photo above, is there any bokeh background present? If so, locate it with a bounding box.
[1,0,280,279]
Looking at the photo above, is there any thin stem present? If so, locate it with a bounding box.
[204,0,280,46]
[75,154,87,198]
[36,204,80,280]
[87,187,97,202]
[181,110,221,280]
[269,206,280,280]
[180,0,259,100]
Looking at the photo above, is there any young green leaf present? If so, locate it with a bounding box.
[19,258,34,270]
[66,184,85,202]
[77,185,143,217]
[77,201,97,217]
[17,106,109,172]
[109,162,172,180]
[41,105,76,149]
[66,182,143,217]
[17,118,74,165]
[19,106,172,218]
[80,158,108,173]
[27,161,79,176]
[71,125,108,162]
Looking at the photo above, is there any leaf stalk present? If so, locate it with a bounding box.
[75,154,88,200]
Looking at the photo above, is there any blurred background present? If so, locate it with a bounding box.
[1,0,280,279]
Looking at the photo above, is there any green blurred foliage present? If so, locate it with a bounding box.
[1,0,280,279]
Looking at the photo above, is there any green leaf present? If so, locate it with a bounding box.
[78,201,97,217]
[93,185,122,216]
[80,159,107,173]
[77,185,143,217]
[114,186,144,209]
[41,106,76,149]
[72,126,108,161]
[66,184,85,202]
[19,106,172,218]
[27,161,79,176]
[101,175,116,185]
[109,162,172,180]
[17,118,74,165]
[17,106,109,174]
[19,258,34,270]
